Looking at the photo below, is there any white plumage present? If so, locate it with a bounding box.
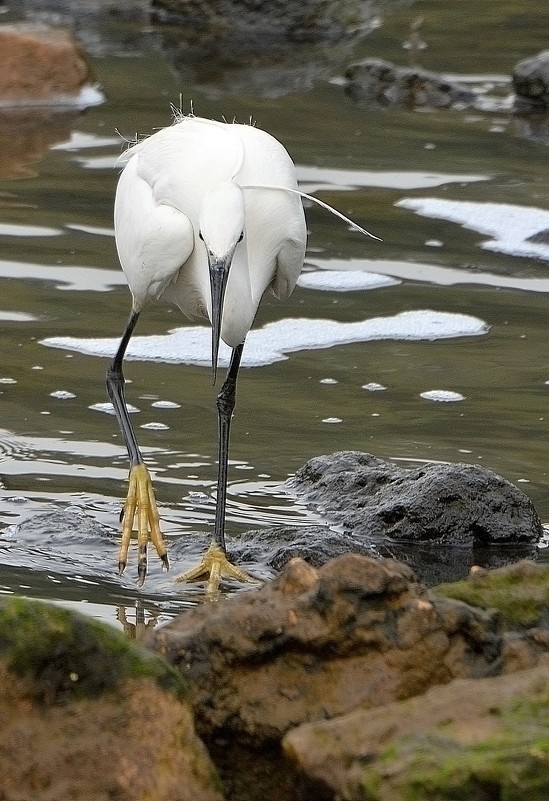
[108,113,376,590]
[114,115,307,349]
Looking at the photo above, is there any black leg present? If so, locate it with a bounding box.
[174,339,259,592]
[106,309,142,468]
[106,309,168,582]
[213,342,244,551]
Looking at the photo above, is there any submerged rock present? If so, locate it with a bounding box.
[344,58,475,108]
[0,596,222,801]
[283,658,549,801]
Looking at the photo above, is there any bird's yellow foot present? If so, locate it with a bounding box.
[119,463,169,585]
[175,542,261,595]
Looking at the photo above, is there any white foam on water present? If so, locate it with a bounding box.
[0,85,105,110]
[397,197,549,262]
[297,270,399,291]
[51,131,120,151]
[65,223,114,237]
[0,260,126,292]
[41,311,489,369]
[420,390,465,402]
[151,400,181,409]
[0,311,37,322]
[362,382,387,391]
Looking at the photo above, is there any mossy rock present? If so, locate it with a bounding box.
[284,663,549,801]
[0,596,186,703]
[433,560,549,629]
[377,721,549,801]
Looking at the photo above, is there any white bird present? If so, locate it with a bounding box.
[108,113,377,592]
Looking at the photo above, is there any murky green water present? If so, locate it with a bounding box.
[0,0,548,630]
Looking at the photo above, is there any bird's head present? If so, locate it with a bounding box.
[199,181,245,383]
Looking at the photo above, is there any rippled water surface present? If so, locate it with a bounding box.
[1,0,549,631]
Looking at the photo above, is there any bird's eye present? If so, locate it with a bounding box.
[198,231,204,241]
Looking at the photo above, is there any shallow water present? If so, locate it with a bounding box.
[1,0,549,631]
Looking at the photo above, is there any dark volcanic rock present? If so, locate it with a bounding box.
[227,451,542,587]
[345,57,475,108]
[288,451,542,547]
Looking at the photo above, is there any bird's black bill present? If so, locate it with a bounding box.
[209,256,231,384]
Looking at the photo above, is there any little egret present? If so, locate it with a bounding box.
[108,113,377,592]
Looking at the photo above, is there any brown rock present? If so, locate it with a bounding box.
[150,554,521,742]
[0,596,223,801]
[0,666,222,801]
[0,23,95,105]
[283,658,549,801]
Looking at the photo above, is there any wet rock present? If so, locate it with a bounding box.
[0,596,222,801]
[150,554,549,746]
[283,658,549,801]
[344,58,475,108]
[286,451,541,583]
[289,451,542,546]
[230,523,377,571]
[513,50,549,112]
[0,23,100,107]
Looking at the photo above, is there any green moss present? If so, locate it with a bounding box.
[402,735,549,801]
[366,714,549,801]
[0,596,186,702]
[433,562,549,628]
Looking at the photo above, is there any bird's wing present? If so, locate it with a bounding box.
[114,153,194,306]
[271,235,307,300]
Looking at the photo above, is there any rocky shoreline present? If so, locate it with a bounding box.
[0,445,547,800]
[0,553,547,800]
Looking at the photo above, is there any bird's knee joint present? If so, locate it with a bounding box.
[216,388,236,417]
[106,367,124,387]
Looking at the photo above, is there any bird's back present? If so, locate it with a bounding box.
[123,116,299,212]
